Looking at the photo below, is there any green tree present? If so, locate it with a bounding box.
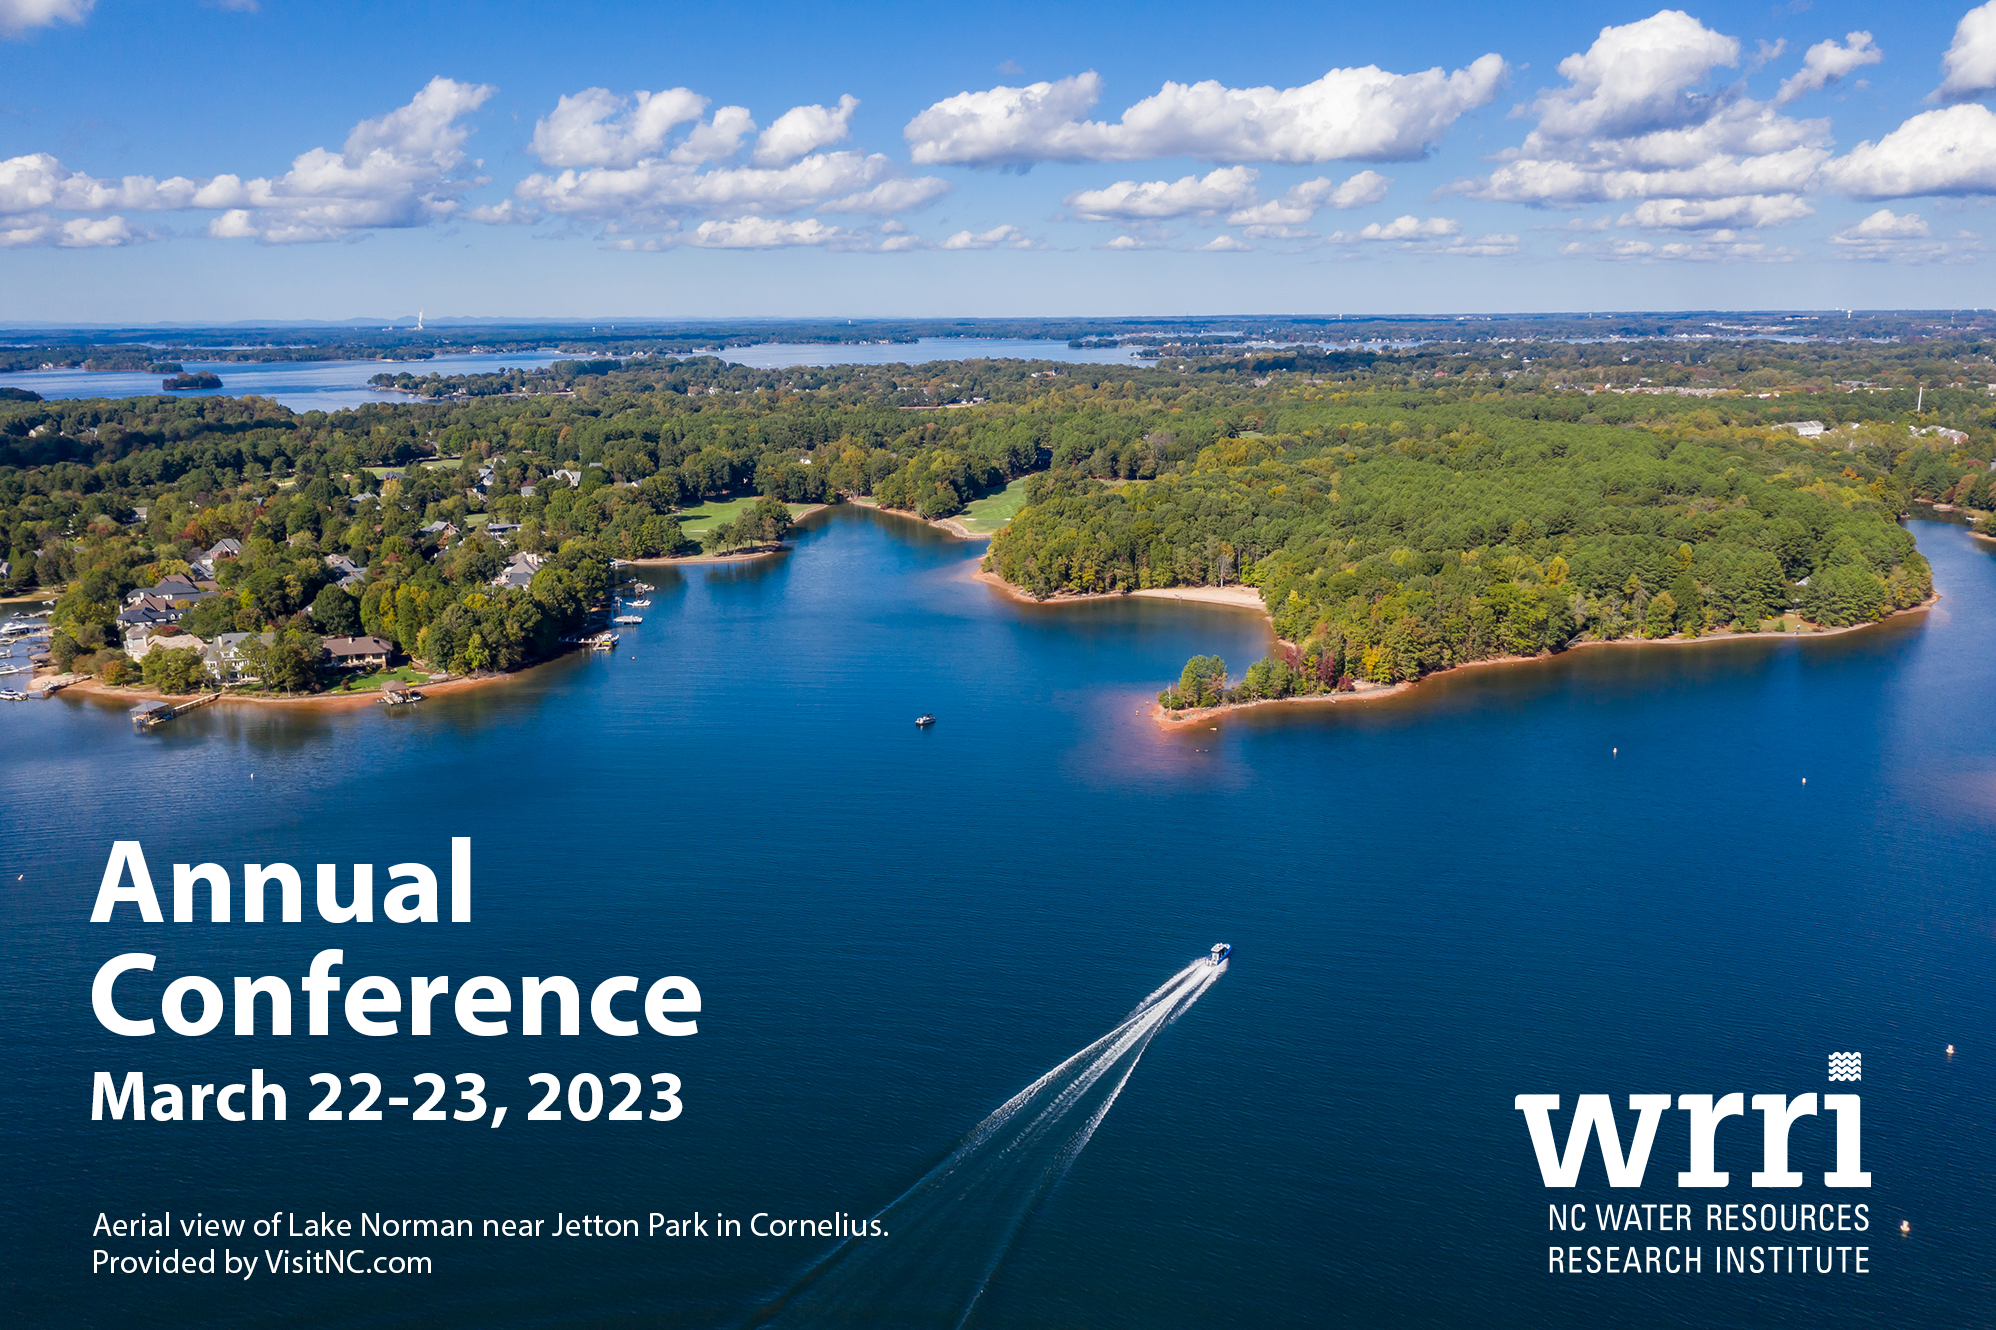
[1644,590,1678,639]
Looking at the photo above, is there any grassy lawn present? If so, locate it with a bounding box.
[955,476,1033,534]
[673,497,817,538]
[330,664,430,692]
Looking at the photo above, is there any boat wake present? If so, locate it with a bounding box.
[752,954,1226,1329]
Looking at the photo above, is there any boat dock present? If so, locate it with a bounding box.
[130,692,219,731]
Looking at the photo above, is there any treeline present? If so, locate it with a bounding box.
[981,394,1959,702]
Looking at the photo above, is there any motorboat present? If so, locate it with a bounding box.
[1209,943,1231,965]
[612,614,644,625]
[625,599,652,607]
[915,713,935,727]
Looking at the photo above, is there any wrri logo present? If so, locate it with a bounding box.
[1516,1072,1870,1189]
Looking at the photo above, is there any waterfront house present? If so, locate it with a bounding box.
[118,595,185,629]
[203,631,275,681]
[126,573,216,606]
[125,628,207,660]
[490,551,544,589]
[322,635,394,670]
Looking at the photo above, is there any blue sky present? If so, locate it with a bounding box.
[4,0,1996,321]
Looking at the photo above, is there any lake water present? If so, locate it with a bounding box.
[3,514,1992,1328]
[2,339,1146,411]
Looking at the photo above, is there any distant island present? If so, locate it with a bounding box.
[1,320,1988,716]
[162,372,222,391]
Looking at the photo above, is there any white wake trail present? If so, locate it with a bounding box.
[752,956,1226,1330]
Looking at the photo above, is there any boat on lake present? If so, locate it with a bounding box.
[625,599,652,607]
[916,713,935,727]
[613,614,644,625]
[380,686,424,706]
[1209,943,1231,965]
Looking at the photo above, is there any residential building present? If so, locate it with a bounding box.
[321,635,394,670]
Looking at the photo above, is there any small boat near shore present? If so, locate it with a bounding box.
[613,614,644,625]
[380,686,424,706]
[625,599,652,608]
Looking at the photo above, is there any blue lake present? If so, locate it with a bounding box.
[2,339,1149,411]
[2,513,1992,1327]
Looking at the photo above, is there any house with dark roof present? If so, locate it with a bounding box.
[321,635,394,670]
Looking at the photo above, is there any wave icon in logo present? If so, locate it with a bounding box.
[1828,1052,1862,1081]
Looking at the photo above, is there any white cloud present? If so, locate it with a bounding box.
[1329,214,1462,242]
[1,78,494,243]
[1840,207,1930,239]
[0,212,147,246]
[1099,234,1149,250]
[1561,235,1800,262]
[819,177,952,214]
[1776,32,1882,105]
[1937,1,1996,101]
[1614,194,1814,229]
[516,151,945,229]
[1444,232,1520,255]
[1529,9,1738,141]
[527,87,711,168]
[0,0,92,39]
[1824,103,1996,198]
[686,216,859,248]
[904,57,1506,166]
[940,224,1038,249]
[1195,235,1253,251]
[464,199,533,225]
[1227,169,1390,227]
[201,76,497,242]
[1453,11,1828,222]
[754,96,860,167]
[515,86,945,238]
[1829,208,1980,261]
[1064,166,1259,221]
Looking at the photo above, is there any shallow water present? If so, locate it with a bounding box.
[2,513,1990,1327]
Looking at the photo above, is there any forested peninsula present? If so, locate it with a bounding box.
[2,322,1989,707]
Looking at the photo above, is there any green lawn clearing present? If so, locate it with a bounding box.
[673,498,817,538]
[954,476,1033,534]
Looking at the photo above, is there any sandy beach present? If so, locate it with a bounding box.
[53,665,529,712]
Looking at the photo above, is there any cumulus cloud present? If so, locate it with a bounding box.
[1444,233,1520,255]
[1775,32,1882,105]
[527,87,712,168]
[1824,103,1996,197]
[515,85,946,240]
[0,212,147,247]
[904,57,1506,166]
[1453,10,1828,227]
[1828,207,1980,261]
[686,216,860,248]
[1528,9,1738,140]
[818,176,952,214]
[1614,193,1814,229]
[0,0,92,39]
[1560,235,1799,262]
[516,151,945,229]
[1227,169,1391,226]
[1195,235,1253,251]
[200,76,497,242]
[1937,1,1996,101]
[1329,214,1462,242]
[940,224,1038,249]
[0,77,495,243]
[1099,234,1150,250]
[754,95,860,166]
[1063,166,1259,221]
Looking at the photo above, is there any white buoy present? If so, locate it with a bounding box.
[1900,1220,1911,1235]
[1947,1044,1956,1056]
